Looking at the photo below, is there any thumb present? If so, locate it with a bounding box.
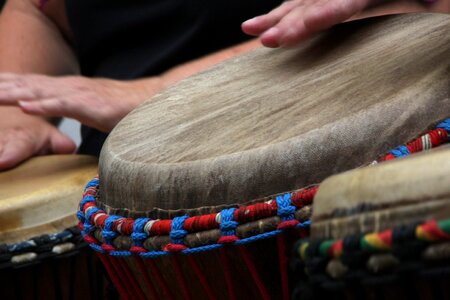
[48,129,77,154]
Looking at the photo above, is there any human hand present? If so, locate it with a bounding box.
[0,107,76,170]
[0,73,160,133]
[242,0,443,48]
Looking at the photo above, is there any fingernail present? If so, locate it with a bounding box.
[18,101,28,107]
[243,17,261,27]
[18,101,32,112]
[264,27,280,37]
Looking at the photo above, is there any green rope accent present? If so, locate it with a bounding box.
[319,240,335,257]
[438,219,450,234]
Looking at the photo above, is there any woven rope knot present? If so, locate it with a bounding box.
[131,232,148,241]
[219,208,238,237]
[76,211,85,222]
[83,178,99,191]
[83,206,101,234]
[221,220,239,232]
[131,218,150,246]
[103,215,122,244]
[276,194,296,221]
[170,216,189,245]
[79,194,96,212]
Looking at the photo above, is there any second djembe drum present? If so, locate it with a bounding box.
[78,13,450,299]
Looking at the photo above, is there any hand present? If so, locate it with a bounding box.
[242,0,444,48]
[0,108,76,170]
[0,73,161,132]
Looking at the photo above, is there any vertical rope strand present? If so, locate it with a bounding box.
[239,245,271,300]
[171,254,192,300]
[97,253,130,300]
[277,234,290,300]
[133,256,159,300]
[116,258,146,300]
[110,256,140,300]
[186,255,217,300]
[219,248,237,300]
[145,259,176,300]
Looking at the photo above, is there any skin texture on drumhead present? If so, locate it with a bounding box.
[0,155,98,244]
[100,13,450,218]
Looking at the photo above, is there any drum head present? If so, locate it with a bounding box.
[99,13,450,218]
[0,155,98,244]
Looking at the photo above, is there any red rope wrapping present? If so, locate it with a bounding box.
[277,234,289,300]
[145,259,175,300]
[219,248,237,300]
[171,255,191,300]
[238,245,271,300]
[133,256,159,300]
[97,253,130,300]
[184,214,219,232]
[186,255,218,300]
[150,220,172,235]
[291,186,317,206]
[234,201,278,223]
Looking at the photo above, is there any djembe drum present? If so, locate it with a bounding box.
[78,13,450,299]
[0,155,106,300]
[292,146,450,300]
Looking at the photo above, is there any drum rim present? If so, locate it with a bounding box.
[0,225,86,269]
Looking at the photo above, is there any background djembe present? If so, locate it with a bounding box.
[0,155,109,299]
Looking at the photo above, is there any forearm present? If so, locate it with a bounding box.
[158,39,261,90]
[0,0,78,74]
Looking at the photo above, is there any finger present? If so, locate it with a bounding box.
[260,6,310,47]
[242,0,301,36]
[19,98,96,129]
[0,137,35,170]
[19,98,74,118]
[48,129,77,155]
[304,0,370,33]
[0,88,37,105]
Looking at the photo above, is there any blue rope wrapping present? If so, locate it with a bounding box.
[170,216,189,245]
[219,208,238,236]
[110,250,133,257]
[83,206,101,235]
[276,193,296,221]
[83,177,99,191]
[389,145,410,158]
[295,220,311,229]
[437,119,450,140]
[102,215,122,245]
[79,195,96,215]
[88,242,106,253]
[132,218,151,247]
